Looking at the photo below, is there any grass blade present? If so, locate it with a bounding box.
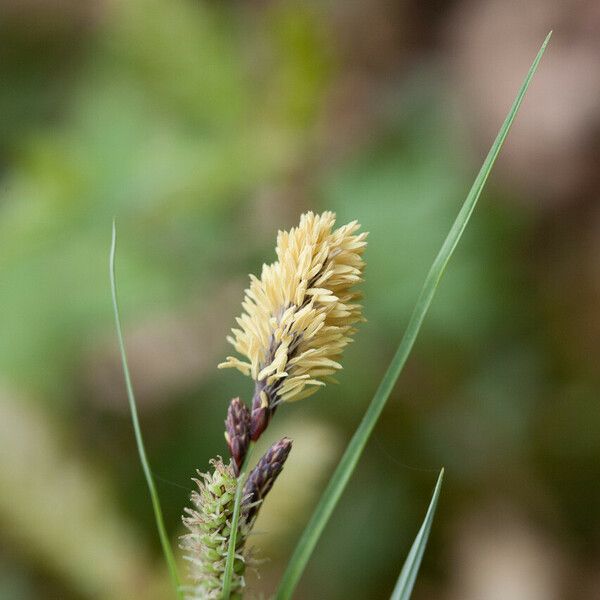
[110,222,182,598]
[221,445,254,599]
[390,469,444,600]
[275,32,551,600]
[221,475,247,599]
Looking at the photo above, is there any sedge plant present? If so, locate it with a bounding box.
[110,32,551,600]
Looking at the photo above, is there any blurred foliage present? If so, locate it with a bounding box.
[1,0,599,599]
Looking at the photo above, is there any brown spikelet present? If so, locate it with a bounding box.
[250,385,271,441]
[243,437,292,524]
[224,397,251,475]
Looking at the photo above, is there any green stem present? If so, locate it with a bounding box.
[221,443,255,599]
[110,222,183,598]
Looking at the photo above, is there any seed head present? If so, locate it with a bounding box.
[180,458,249,600]
[219,211,367,440]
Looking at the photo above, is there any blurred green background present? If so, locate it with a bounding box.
[1,1,599,599]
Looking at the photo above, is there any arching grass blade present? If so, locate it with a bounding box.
[275,32,551,600]
[110,222,183,598]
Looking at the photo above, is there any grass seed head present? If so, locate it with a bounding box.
[219,211,367,440]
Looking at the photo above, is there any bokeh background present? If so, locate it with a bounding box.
[1,0,599,598]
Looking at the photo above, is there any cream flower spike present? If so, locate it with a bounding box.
[218,211,367,440]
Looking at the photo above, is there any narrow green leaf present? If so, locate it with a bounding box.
[110,222,183,599]
[221,444,254,599]
[275,32,551,600]
[390,469,444,600]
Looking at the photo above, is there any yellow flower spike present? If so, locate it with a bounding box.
[218,211,367,441]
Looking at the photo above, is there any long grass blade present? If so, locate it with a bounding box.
[275,32,551,600]
[110,222,182,598]
[390,469,444,600]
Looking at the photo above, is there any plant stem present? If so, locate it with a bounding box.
[221,442,255,599]
[110,222,183,598]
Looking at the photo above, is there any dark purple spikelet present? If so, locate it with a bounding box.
[243,437,292,524]
[250,385,271,441]
[224,397,251,475]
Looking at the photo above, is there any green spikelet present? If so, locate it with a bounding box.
[181,458,248,599]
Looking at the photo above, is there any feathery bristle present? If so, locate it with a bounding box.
[219,211,367,439]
